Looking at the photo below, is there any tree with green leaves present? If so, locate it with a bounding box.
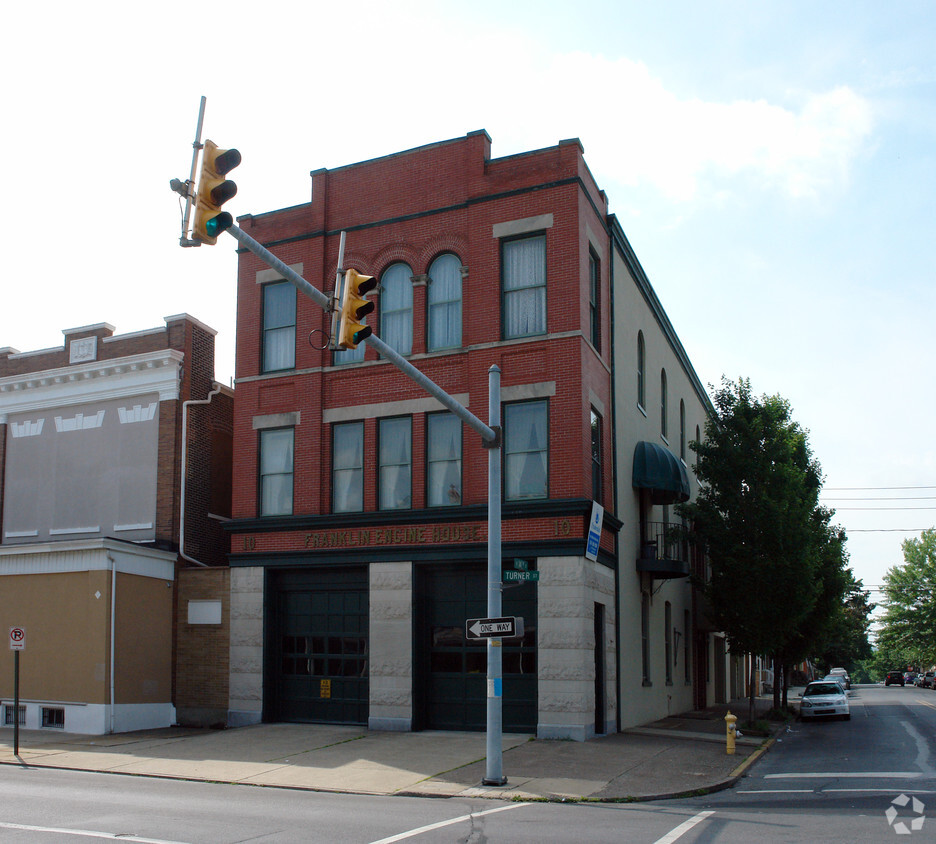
[681,377,846,720]
[778,513,854,706]
[876,528,936,669]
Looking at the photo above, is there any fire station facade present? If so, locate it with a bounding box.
[226,131,717,739]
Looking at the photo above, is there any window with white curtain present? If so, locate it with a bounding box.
[380,263,413,355]
[332,421,364,513]
[262,281,296,372]
[379,416,412,510]
[504,400,548,501]
[259,427,294,516]
[427,254,462,351]
[427,412,462,506]
[502,235,546,339]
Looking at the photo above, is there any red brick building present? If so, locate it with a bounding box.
[0,315,232,733]
[226,132,717,738]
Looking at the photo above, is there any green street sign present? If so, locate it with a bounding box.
[514,558,530,571]
[503,569,539,583]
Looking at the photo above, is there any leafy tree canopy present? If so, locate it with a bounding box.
[682,378,827,658]
[876,528,936,668]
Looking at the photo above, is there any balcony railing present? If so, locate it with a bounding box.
[636,520,691,579]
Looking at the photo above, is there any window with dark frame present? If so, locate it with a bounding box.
[641,592,651,685]
[660,369,668,439]
[504,400,548,501]
[680,400,686,461]
[259,427,294,516]
[378,416,412,510]
[380,263,413,356]
[427,412,462,506]
[591,408,602,503]
[333,421,364,513]
[502,234,546,339]
[427,254,462,351]
[665,601,673,685]
[588,250,600,352]
[637,332,646,409]
[261,281,296,373]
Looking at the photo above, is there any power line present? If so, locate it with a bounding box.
[824,485,936,491]
[835,507,936,513]
[821,496,936,501]
[846,528,930,532]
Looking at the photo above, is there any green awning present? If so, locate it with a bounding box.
[632,441,691,504]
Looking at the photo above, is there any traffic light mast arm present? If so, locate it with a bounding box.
[225,222,497,446]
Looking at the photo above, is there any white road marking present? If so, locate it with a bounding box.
[736,789,814,794]
[0,822,189,843]
[367,803,527,844]
[765,771,924,779]
[651,810,715,844]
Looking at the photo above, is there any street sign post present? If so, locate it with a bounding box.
[9,627,24,756]
[466,616,524,640]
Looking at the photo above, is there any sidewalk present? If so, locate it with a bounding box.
[0,696,791,802]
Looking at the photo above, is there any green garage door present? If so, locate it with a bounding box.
[416,564,537,732]
[269,567,368,725]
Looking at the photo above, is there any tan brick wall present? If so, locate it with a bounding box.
[175,567,231,726]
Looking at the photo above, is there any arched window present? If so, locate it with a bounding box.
[427,254,462,351]
[660,369,668,439]
[680,400,686,461]
[637,332,646,409]
[380,263,413,355]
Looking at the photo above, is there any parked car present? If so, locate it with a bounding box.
[920,672,936,689]
[905,672,918,686]
[885,670,905,686]
[829,667,851,689]
[800,680,851,721]
[822,674,849,692]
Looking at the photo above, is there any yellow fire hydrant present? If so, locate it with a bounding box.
[725,710,737,755]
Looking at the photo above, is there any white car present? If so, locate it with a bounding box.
[800,680,850,721]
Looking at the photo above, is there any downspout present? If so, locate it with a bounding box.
[180,382,223,567]
[608,218,622,734]
[107,552,116,734]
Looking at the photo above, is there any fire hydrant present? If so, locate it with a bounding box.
[725,710,737,755]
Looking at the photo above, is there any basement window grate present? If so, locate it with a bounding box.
[4,705,26,726]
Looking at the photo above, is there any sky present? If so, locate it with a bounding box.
[2,0,933,608]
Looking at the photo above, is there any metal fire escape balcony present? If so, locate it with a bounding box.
[636,520,691,579]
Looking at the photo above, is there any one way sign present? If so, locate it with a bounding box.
[465,616,524,640]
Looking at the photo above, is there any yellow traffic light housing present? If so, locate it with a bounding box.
[338,269,377,349]
[193,139,241,245]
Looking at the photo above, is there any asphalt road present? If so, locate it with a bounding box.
[0,684,933,843]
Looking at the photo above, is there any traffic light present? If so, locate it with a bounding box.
[192,139,241,245]
[338,269,377,349]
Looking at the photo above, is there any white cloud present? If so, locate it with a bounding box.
[518,52,874,203]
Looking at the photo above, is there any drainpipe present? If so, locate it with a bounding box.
[179,383,222,567]
[107,552,116,734]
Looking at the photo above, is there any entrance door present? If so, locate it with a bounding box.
[594,602,605,734]
[269,567,368,724]
[416,564,537,732]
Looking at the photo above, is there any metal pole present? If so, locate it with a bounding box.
[483,364,505,786]
[180,96,207,247]
[13,650,19,757]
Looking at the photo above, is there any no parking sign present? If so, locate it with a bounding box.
[9,627,25,650]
